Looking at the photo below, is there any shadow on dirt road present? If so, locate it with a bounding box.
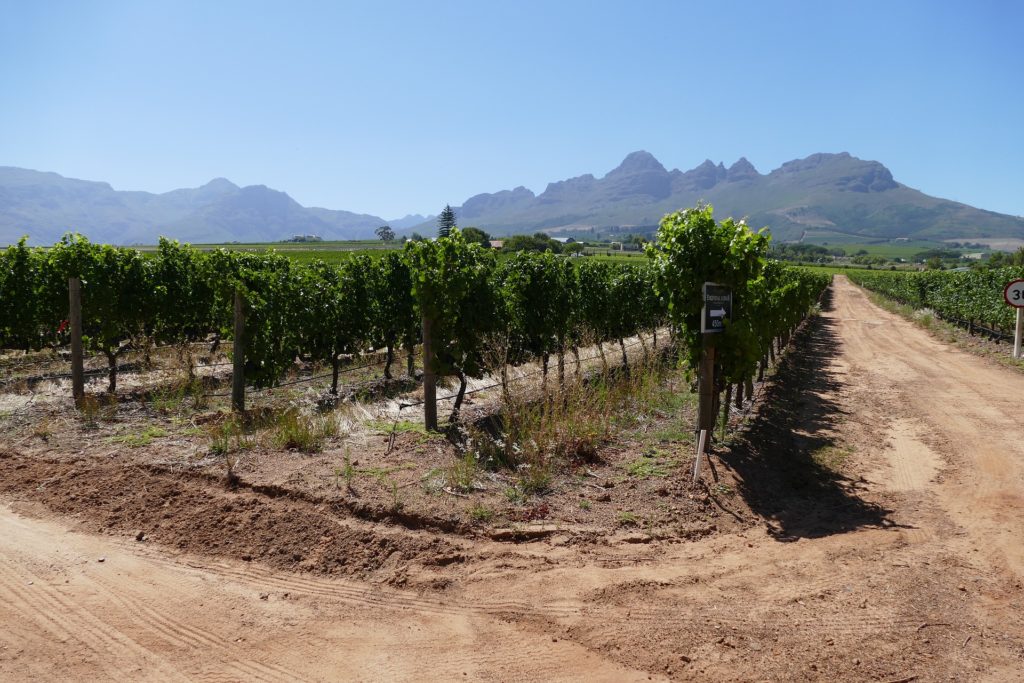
[716,287,896,539]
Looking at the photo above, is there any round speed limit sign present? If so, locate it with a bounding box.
[1005,279,1024,308]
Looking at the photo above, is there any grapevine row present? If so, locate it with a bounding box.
[847,267,1024,333]
[1,214,830,410]
[648,205,832,401]
[0,233,663,397]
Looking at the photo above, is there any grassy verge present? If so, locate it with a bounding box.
[462,349,695,500]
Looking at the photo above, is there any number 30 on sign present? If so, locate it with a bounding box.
[1005,279,1024,308]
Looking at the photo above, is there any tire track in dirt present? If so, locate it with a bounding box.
[0,556,186,681]
[882,420,941,493]
[872,419,942,545]
[0,503,656,682]
[0,511,303,682]
[84,573,302,682]
[0,512,282,682]
[126,549,586,620]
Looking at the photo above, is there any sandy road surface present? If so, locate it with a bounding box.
[3,274,1024,681]
[832,275,1024,575]
[0,504,652,682]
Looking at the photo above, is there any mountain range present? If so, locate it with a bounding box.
[0,169,388,245]
[425,151,1024,243]
[3,152,1022,246]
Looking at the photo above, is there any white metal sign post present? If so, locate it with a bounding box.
[1004,279,1024,359]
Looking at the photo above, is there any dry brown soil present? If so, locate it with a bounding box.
[2,274,1024,681]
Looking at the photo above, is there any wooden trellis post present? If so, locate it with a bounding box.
[232,290,246,412]
[69,277,84,402]
[422,314,437,430]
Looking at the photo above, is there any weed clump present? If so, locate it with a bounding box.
[76,395,103,430]
[32,416,53,441]
[810,445,851,473]
[206,415,253,486]
[468,503,495,523]
[467,347,690,501]
[272,407,337,453]
[108,426,168,448]
[617,511,640,526]
[151,377,207,414]
[445,450,480,493]
[623,448,677,479]
[207,415,252,456]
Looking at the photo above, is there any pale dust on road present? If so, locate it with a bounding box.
[3,274,1024,681]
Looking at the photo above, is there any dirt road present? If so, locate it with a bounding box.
[3,274,1024,681]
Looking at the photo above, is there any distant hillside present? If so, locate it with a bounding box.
[5,152,1022,246]
[0,168,387,245]
[389,213,435,231]
[415,151,1024,243]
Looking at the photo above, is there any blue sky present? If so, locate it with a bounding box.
[1,0,1021,219]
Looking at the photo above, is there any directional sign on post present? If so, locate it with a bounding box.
[701,282,732,334]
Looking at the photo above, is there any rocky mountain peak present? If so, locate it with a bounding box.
[726,157,759,181]
[674,159,727,191]
[201,177,239,192]
[773,152,897,192]
[606,151,667,177]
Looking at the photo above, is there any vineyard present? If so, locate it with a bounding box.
[15,210,1024,682]
[1,207,830,431]
[847,266,1024,340]
[0,205,835,552]
[0,205,837,601]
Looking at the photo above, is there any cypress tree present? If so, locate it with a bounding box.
[437,204,456,238]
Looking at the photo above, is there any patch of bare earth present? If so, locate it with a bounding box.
[2,275,1024,680]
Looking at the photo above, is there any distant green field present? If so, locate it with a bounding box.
[581,251,649,264]
[797,232,970,260]
[842,242,963,260]
[133,240,401,265]
[195,239,388,250]
[133,240,651,266]
[126,236,958,270]
[269,249,392,265]
[794,264,903,277]
[137,238,956,269]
